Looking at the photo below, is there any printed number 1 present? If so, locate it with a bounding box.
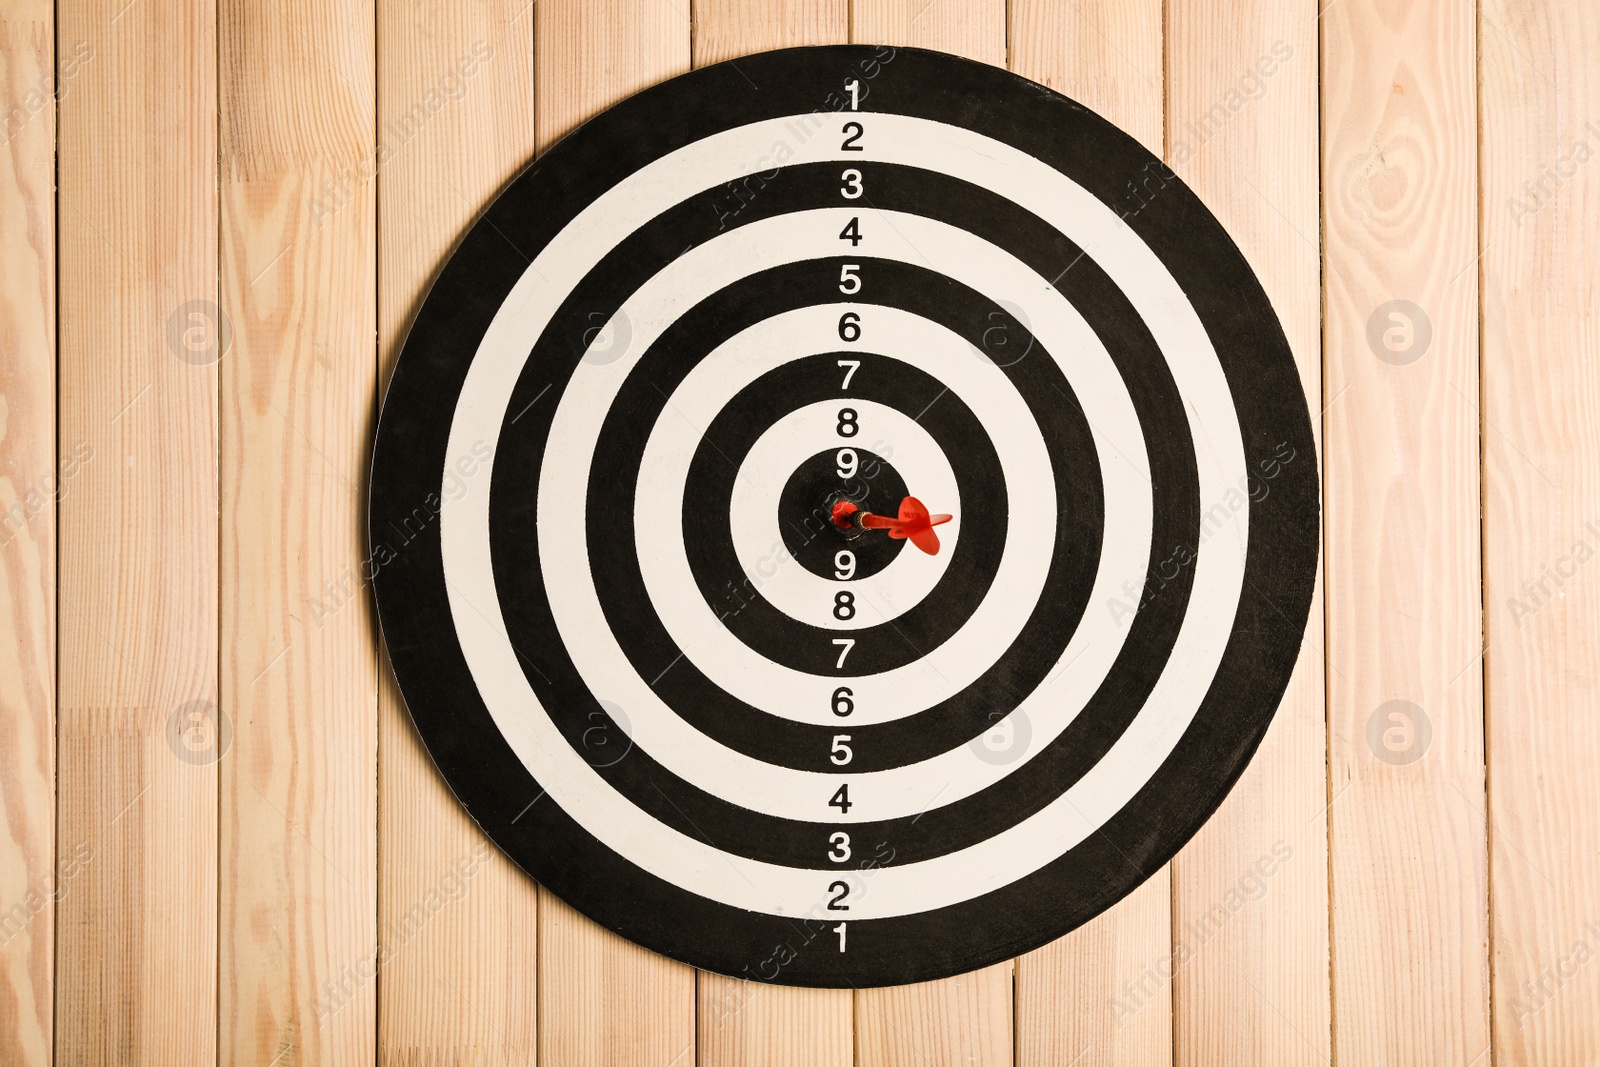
[847,79,860,111]
[835,922,848,952]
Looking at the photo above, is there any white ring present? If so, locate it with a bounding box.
[630,299,1067,722]
[439,113,1247,919]
[549,222,1133,814]
[721,401,960,629]
[614,239,1118,725]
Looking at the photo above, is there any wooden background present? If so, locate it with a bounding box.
[1,0,1596,1063]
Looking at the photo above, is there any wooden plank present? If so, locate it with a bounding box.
[1010,0,1163,155]
[1008,3,1172,1065]
[374,3,540,1064]
[217,1,377,1064]
[844,10,1011,1067]
[1481,1,1600,1062]
[530,4,695,1065]
[0,9,55,1066]
[538,895,695,1066]
[54,0,218,1061]
[851,0,1005,65]
[689,5,853,1067]
[1164,1,1330,1064]
[1320,0,1491,1063]
[694,0,846,67]
[854,965,1012,1067]
[698,968,851,1067]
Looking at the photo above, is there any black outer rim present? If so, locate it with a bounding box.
[369,44,1321,988]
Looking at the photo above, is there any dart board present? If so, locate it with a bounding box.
[370,45,1320,987]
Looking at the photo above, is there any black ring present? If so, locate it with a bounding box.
[682,350,1008,675]
[483,250,1181,870]
[371,46,1320,987]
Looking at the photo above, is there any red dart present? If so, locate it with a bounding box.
[831,496,953,556]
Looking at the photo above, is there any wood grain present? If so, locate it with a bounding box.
[218,0,377,1063]
[375,3,540,1063]
[694,0,846,67]
[531,4,696,1064]
[845,5,1011,1065]
[539,894,695,1067]
[1008,4,1173,1066]
[852,0,1005,64]
[1321,0,1491,1063]
[697,967,851,1067]
[1165,0,1331,1064]
[0,10,54,1066]
[1481,1,1600,1063]
[55,0,219,1062]
[689,3,853,1064]
[1010,0,1163,155]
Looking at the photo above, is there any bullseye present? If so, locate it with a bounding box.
[369,45,1321,988]
[778,448,908,582]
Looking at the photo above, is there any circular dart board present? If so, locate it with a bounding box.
[370,45,1320,987]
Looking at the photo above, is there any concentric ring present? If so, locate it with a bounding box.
[714,398,964,630]
[370,46,1320,987]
